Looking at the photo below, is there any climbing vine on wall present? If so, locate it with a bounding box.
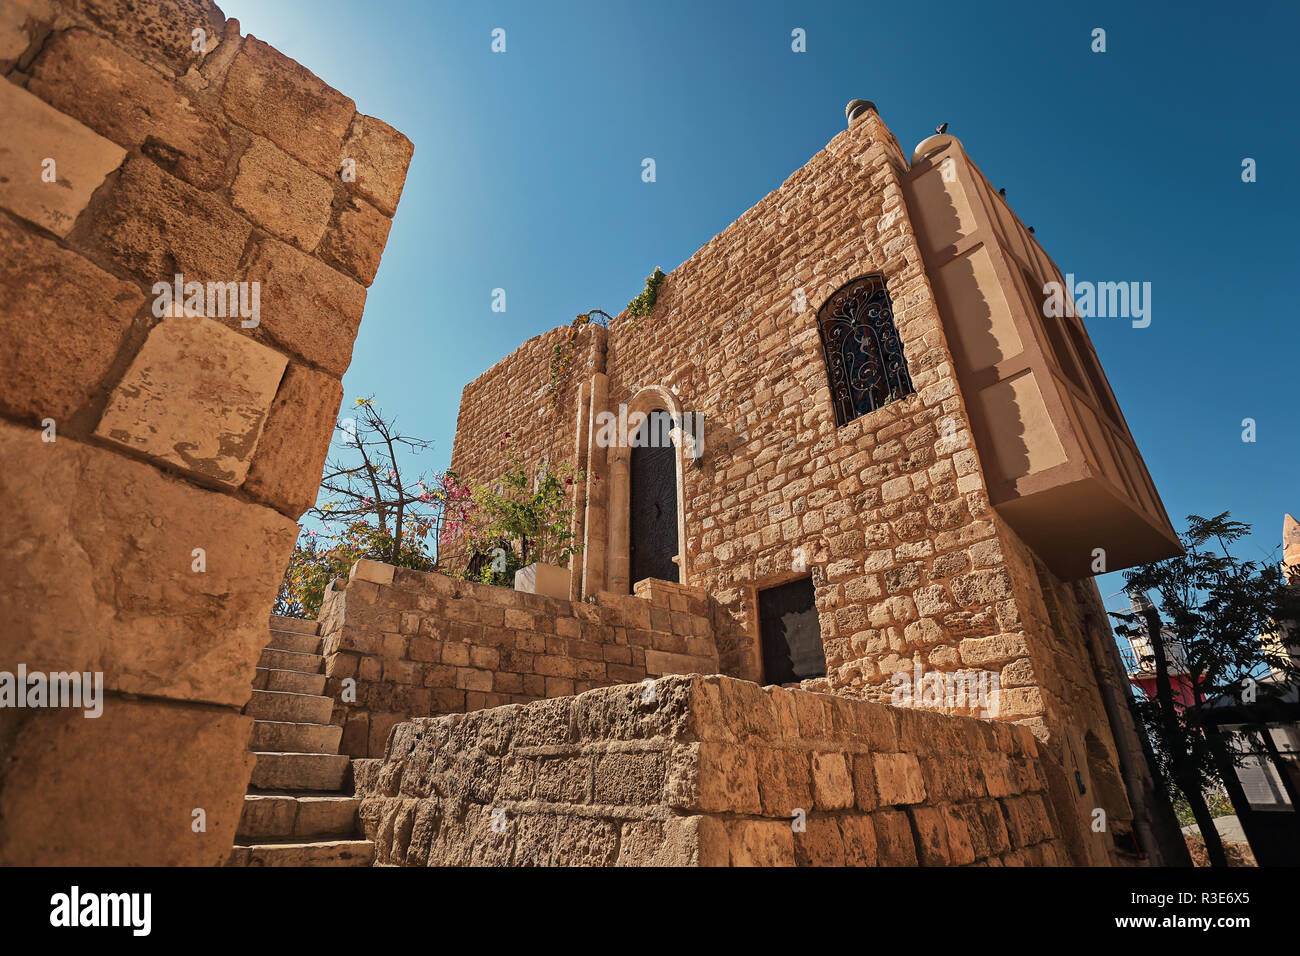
[548,309,612,411]
[546,269,667,412]
[626,267,666,325]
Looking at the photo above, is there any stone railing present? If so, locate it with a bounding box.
[316,561,720,757]
[354,674,1071,866]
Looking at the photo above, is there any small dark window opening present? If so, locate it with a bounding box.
[816,274,914,427]
[758,577,826,684]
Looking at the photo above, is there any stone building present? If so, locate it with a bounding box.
[0,0,1184,867]
[445,101,1183,865]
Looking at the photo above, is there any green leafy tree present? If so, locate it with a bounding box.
[450,435,584,586]
[1111,512,1300,867]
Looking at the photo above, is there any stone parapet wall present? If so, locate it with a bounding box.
[316,561,719,757]
[0,0,410,864]
[355,674,1072,866]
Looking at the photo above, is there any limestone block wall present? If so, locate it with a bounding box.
[0,0,411,864]
[355,675,1073,866]
[450,324,606,486]
[316,561,719,758]
[994,524,1143,864]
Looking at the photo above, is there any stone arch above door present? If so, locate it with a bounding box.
[604,385,690,594]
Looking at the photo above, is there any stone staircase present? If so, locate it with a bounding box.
[226,615,373,866]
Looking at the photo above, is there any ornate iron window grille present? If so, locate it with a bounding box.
[815,273,914,426]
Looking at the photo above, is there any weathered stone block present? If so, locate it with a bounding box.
[838,815,879,866]
[942,806,976,864]
[0,79,125,236]
[872,809,919,865]
[339,113,415,217]
[243,238,367,377]
[552,815,619,866]
[70,0,225,75]
[1002,793,1055,847]
[0,217,143,424]
[220,36,355,178]
[350,558,395,586]
[0,0,54,71]
[0,421,296,706]
[873,751,927,806]
[29,29,231,190]
[95,316,287,486]
[728,819,795,866]
[754,748,813,817]
[0,698,253,865]
[534,756,591,803]
[688,742,761,814]
[593,751,667,805]
[811,751,855,810]
[995,685,1044,718]
[238,794,296,840]
[231,138,333,249]
[85,156,250,280]
[793,816,846,866]
[616,817,701,866]
[909,806,951,865]
[958,632,1028,667]
[850,752,880,811]
[242,363,343,517]
[714,675,779,739]
[317,196,391,286]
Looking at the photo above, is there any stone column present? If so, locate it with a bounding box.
[583,372,611,597]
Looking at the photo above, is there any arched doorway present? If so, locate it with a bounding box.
[629,408,679,586]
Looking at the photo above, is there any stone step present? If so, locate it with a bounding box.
[250,752,350,791]
[266,629,322,655]
[237,794,359,841]
[270,615,320,635]
[253,667,327,696]
[250,720,342,754]
[245,689,334,724]
[227,839,373,867]
[258,647,324,674]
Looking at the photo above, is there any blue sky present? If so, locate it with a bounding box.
[222,0,1299,613]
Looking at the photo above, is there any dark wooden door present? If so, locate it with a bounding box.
[629,409,678,587]
[758,577,826,684]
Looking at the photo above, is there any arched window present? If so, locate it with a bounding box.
[816,273,914,426]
